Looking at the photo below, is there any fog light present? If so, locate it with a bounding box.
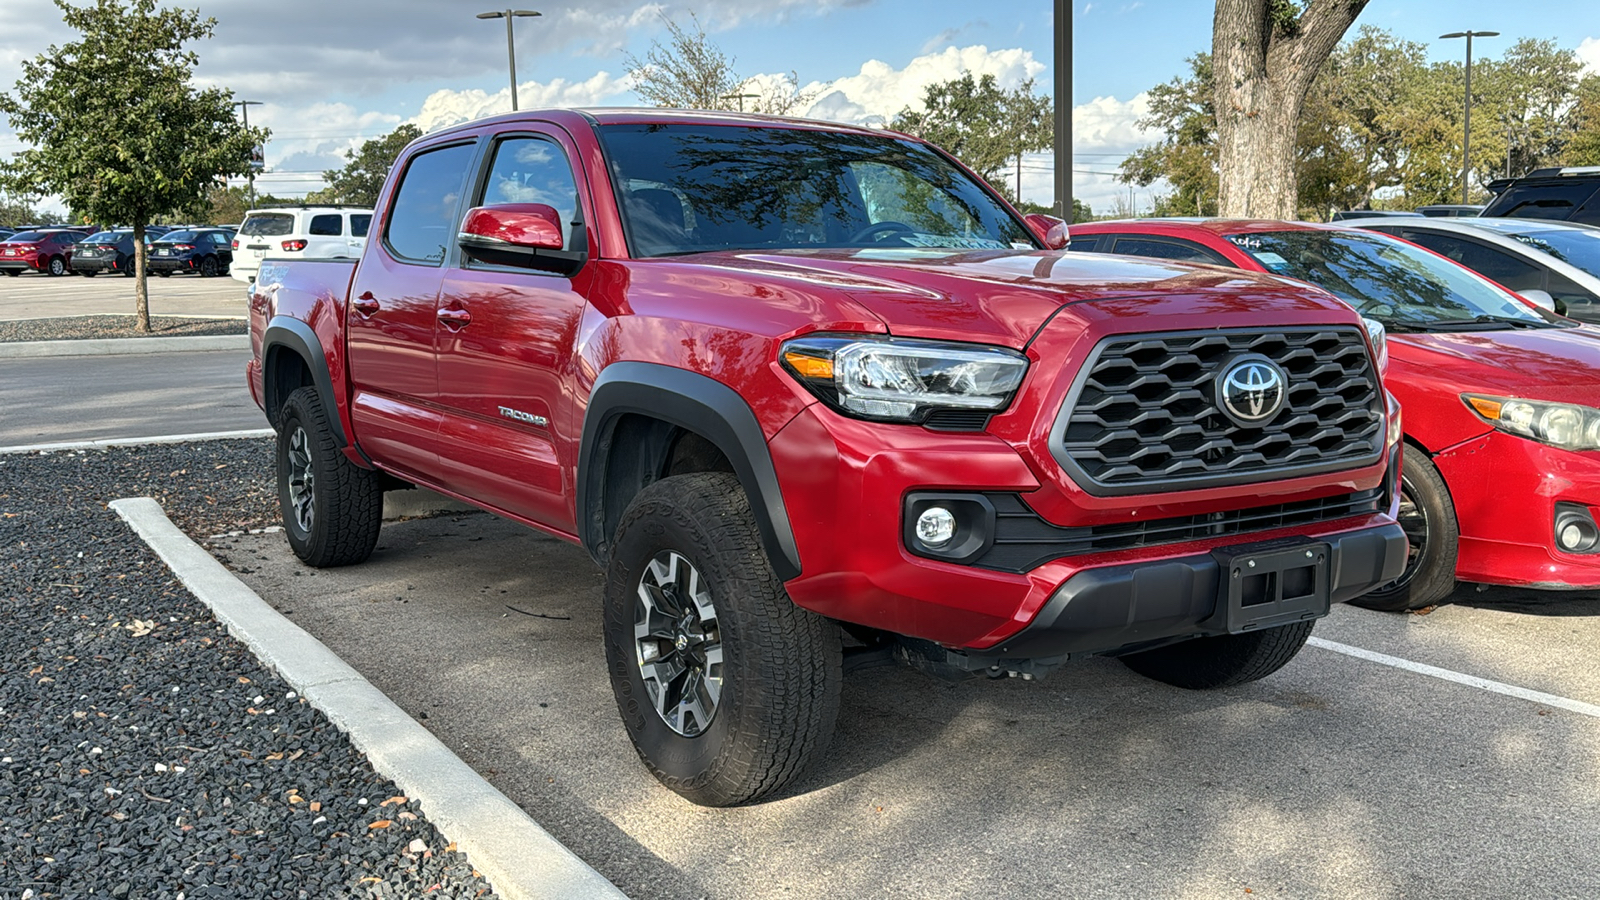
[1559,524,1586,551]
[1554,503,1600,554]
[916,507,957,548]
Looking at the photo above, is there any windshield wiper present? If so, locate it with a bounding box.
[1421,314,1551,330]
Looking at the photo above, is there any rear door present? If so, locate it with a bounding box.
[307,213,346,258]
[431,126,593,532]
[345,138,480,481]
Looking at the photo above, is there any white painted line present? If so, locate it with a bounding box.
[1308,636,1600,719]
[110,497,627,900]
[0,334,248,358]
[0,428,273,454]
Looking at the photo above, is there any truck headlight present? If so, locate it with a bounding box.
[1463,394,1600,451]
[781,335,1028,424]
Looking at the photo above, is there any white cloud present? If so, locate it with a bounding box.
[410,72,634,133]
[797,44,1047,125]
[1579,37,1600,76]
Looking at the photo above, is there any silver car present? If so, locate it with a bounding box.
[1344,216,1600,323]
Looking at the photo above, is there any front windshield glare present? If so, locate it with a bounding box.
[1227,230,1550,327]
[597,123,1036,257]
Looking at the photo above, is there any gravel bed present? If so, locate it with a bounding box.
[0,440,500,899]
[0,316,245,344]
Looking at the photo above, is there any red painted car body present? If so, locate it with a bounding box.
[247,111,1405,660]
[0,229,82,275]
[1070,218,1600,589]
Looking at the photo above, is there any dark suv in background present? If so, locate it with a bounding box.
[1483,166,1600,226]
[149,227,235,277]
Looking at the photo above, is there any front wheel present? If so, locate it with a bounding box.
[46,256,66,276]
[275,387,383,567]
[603,472,842,806]
[1350,444,1458,611]
[1120,620,1316,689]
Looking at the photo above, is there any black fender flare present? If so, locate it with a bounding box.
[577,362,802,581]
[261,315,348,447]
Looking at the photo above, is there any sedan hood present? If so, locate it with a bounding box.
[1393,324,1600,404]
[713,248,1359,347]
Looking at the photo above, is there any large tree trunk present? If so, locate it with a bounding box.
[1213,0,1369,219]
[133,222,150,333]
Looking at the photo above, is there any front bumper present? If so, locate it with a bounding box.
[1434,431,1600,588]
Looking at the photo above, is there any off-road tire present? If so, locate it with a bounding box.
[1351,445,1458,611]
[46,256,66,276]
[1120,620,1316,690]
[275,386,382,567]
[603,472,843,806]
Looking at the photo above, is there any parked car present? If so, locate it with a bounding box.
[1346,216,1600,323]
[1070,217,1600,610]
[1482,166,1600,226]
[230,206,372,283]
[1416,204,1484,218]
[71,229,152,277]
[0,228,15,241]
[0,228,85,276]
[1330,210,1423,221]
[249,110,1406,806]
[148,227,235,277]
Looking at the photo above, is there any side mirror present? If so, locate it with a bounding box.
[1024,213,1069,250]
[1520,289,1557,312]
[459,203,587,274]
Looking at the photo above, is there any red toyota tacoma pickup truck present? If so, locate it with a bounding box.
[248,109,1406,806]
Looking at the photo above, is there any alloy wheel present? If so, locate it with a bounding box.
[285,424,315,534]
[1382,475,1429,592]
[634,550,723,737]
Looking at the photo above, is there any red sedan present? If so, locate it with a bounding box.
[0,228,83,276]
[1070,218,1600,609]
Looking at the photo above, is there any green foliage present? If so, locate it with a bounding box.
[0,0,266,328]
[1120,55,1218,215]
[308,124,422,208]
[1568,75,1600,166]
[203,184,297,225]
[890,73,1054,201]
[0,192,48,227]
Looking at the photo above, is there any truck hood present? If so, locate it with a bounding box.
[1391,324,1600,404]
[717,248,1360,347]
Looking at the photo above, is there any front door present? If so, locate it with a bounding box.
[432,128,592,534]
[344,139,478,481]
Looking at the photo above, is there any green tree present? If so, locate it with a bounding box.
[890,73,1055,202]
[1120,54,1220,216]
[307,124,422,207]
[0,0,265,331]
[1567,75,1600,166]
[0,191,47,227]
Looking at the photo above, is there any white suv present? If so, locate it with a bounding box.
[230,206,373,283]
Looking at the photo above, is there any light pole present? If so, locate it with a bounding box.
[477,10,541,111]
[1054,0,1073,223]
[235,100,263,206]
[1440,30,1498,204]
[720,92,759,113]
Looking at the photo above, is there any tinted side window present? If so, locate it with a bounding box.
[308,214,342,236]
[385,143,476,264]
[1401,232,1544,292]
[480,136,579,248]
[1485,182,1600,222]
[1111,236,1227,264]
[1067,236,1103,252]
[349,214,372,238]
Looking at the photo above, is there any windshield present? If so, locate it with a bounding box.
[596,123,1037,258]
[6,231,46,242]
[1501,228,1600,277]
[157,230,198,243]
[240,213,294,236]
[1227,230,1558,329]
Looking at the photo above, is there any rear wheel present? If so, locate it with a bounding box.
[46,256,66,276]
[275,386,383,567]
[199,255,219,277]
[121,258,135,277]
[603,472,842,806]
[1350,445,1458,611]
[1121,620,1316,689]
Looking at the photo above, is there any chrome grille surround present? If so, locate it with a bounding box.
[1049,327,1385,497]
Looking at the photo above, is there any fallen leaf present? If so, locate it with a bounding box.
[368,820,392,830]
[359,876,382,884]
[125,619,156,637]
[310,801,321,812]
[381,795,407,807]
[397,811,417,821]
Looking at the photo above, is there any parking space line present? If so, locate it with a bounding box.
[0,428,273,455]
[1308,636,1600,719]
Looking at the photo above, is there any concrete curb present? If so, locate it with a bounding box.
[0,428,274,455]
[0,334,248,358]
[110,497,629,900]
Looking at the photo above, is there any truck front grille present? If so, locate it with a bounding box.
[1050,327,1384,496]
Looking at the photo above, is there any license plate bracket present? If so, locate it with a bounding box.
[1209,538,1331,633]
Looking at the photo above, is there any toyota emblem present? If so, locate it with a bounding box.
[1217,357,1287,426]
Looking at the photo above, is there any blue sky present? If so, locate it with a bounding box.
[2,1,1596,214]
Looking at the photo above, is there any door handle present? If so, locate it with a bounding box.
[437,307,472,331]
[352,292,380,316]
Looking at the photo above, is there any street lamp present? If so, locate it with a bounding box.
[1055,0,1072,223]
[235,100,263,206]
[719,92,759,113]
[477,10,541,111]
[1439,30,1498,204]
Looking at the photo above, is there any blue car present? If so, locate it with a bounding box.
[148,228,236,277]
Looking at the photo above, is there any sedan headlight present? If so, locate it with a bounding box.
[781,335,1029,423]
[1463,394,1600,451]
[1362,317,1388,374]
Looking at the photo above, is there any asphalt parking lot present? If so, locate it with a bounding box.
[210,510,1600,900]
[0,269,246,320]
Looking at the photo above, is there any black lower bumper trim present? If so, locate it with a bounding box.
[979,522,1407,661]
